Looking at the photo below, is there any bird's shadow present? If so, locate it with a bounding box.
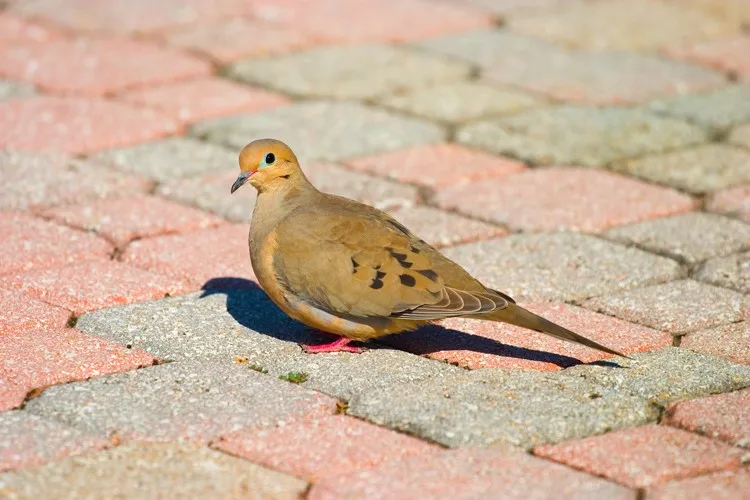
[200,277,621,369]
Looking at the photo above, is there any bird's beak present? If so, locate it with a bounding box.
[231,171,252,193]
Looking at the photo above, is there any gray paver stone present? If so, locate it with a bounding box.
[694,250,750,294]
[0,80,35,100]
[648,85,750,130]
[730,123,750,149]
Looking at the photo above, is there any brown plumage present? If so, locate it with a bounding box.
[231,138,626,357]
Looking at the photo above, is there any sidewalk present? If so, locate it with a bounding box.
[1,0,749,498]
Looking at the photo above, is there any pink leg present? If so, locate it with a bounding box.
[301,336,364,354]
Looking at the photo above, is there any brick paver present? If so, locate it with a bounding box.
[534,425,745,488]
[665,36,750,82]
[695,251,750,294]
[385,206,506,248]
[681,322,750,366]
[664,388,750,448]
[0,378,27,413]
[646,468,750,500]
[0,289,70,333]
[707,185,750,222]
[0,12,61,44]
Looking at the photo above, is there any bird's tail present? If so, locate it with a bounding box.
[487,303,629,358]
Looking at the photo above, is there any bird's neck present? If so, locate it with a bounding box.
[250,174,318,241]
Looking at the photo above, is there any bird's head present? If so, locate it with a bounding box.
[231,139,301,193]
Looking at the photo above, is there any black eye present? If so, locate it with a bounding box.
[265,153,275,164]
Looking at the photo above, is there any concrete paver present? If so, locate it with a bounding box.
[665,35,750,82]
[0,289,70,333]
[681,321,750,366]
[0,79,34,100]
[664,388,750,448]
[694,251,750,294]
[645,468,750,500]
[648,85,750,131]
[708,185,750,222]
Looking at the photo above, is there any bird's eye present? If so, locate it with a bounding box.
[265,153,275,165]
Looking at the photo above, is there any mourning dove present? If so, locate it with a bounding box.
[231,139,626,358]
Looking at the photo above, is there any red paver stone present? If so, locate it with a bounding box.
[434,167,698,232]
[0,212,111,276]
[681,322,750,366]
[216,415,440,481]
[0,289,70,333]
[0,378,26,412]
[665,36,750,82]
[0,96,180,154]
[0,13,61,45]
[663,388,750,448]
[0,328,155,399]
[122,224,256,288]
[165,17,325,64]
[707,185,750,222]
[309,446,633,500]
[117,77,289,125]
[534,425,745,488]
[387,206,507,248]
[646,468,750,500]
[43,195,224,246]
[0,37,211,96]
[345,143,526,188]
[1,260,189,315]
[386,302,671,371]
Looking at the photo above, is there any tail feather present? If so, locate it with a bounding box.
[488,303,630,359]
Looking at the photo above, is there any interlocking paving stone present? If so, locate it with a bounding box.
[229,44,472,100]
[731,123,750,149]
[507,0,740,51]
[1,260,189,315]
[664,388,750,448]
[534,425,746,488]
[0,411,109,472]
[91,137,237,183]
[117,77,289,126]
[585,280,749,335]
[385,206,507,248]
[0,377,28,413]
[648,85,750,130]
[0,12,61,43]
[0,442,308,499]
[457,106,709,167]
[385,302,671,371]
[665,35,750,82]
[216,415,441,481]
[708,185,750,222]
[44,195,223,246]
[0,96,180,154]
[605,213,750,265]
[0,79,34,100]
[611,144,750,194]
[645,468,750,500]
[25,361,336,442]
[0,37,211,96]
[0,212,111,276]
[0,289,70,333]
[434,168,697,232]
[191,100,446,164]
[694,251,750,294]
[681,321,750,366]
[0,151,151,211]
[442,233,682,302]
[681,0,750,31]
[447,0,573,15]
[344,143,526,188]
[377,81,542,123]
[1,328,155,408]
[122,224,255,288]
[309,447,634,500]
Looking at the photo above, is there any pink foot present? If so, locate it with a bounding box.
[301,336,364,354]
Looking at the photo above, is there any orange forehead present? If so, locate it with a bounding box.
[238,139,295,171]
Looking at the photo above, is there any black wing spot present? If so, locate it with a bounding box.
[417,269,438,282]
[410,246,421,254]
[398,260,413,269]
[370,278,384,289]
[351,257,360,271]
[399,274,416,287]
[375,271,386,280]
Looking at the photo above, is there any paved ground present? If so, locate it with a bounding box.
[1,0,749,498]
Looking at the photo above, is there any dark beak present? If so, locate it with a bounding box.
[231,171,251,194]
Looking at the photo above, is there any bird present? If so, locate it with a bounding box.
[231,138,626,358]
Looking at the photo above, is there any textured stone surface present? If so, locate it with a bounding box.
[442,233,682,302]
[386,302,671,371]
[648,85,750,130]
[0,212,111,276]
[0,79,35,100]
[1,260,189,315]
[345,143,526,188]
[681,322,750,366]
[664,388,750,448]
[0,289,70,333]
[0,12,60,43]
[386,206,506,248]
[378,81,542,123]
[230,44,471,100]
[25,361,336,442]
[434,168,697,232]
[92,137,236,183]
[43,195,223,246]
[708,185,750,222]
[457,106,708,167]
[695,251,750,294]
[310,447,634,500]
[665,35,750,82]
[535,425,745,488]
[0,37,210,95]
[0,151,150,211]
[0,411,108,472]
[584,280,748,335]
[192,100,445,164]
[611,144,750,194]
[216,415,440,481]
[0,443,308,499]
[731,123,750,149]
[645,468,750,500]
[0,377,26,413]
[0,96,180,154]
[605,212,750,265]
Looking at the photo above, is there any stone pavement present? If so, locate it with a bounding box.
[1,0,750,497]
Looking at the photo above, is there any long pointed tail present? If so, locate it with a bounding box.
[488,303,629,358]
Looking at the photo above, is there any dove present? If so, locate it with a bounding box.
[231,139,626,358]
